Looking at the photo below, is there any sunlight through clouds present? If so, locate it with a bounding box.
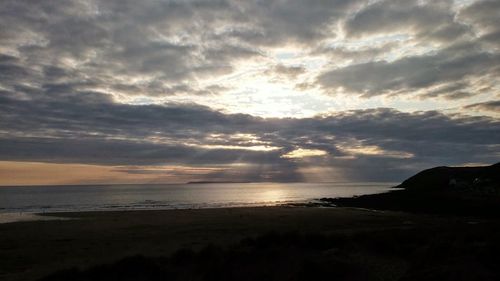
[0,0,498,184]
[282,149,328,159]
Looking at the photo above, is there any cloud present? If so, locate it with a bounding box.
[317,42,500,98]
[1,85,499,181]
[0,0,269,101]
[265,64,307,81]
[459,0,500,33]
[458,0,500,50]
[313,41,400,64]
[0,0,363,103]
[1,0,497,104]
[215,0,361,46]
[464,100,500,113]
[0,0,499,182]
[312,0,499,102]
[344,0,470,42]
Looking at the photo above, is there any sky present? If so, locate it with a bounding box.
[0,0,499,185]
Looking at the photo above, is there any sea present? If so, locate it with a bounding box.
[0,182,396,216]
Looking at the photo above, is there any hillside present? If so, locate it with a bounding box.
[329,163,500,217]
[397,163,500,194]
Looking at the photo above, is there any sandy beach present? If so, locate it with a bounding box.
[1,206,498,281]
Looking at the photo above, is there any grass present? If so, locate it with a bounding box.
[40,222,500,281]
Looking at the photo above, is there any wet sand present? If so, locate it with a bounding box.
[0,206,497,281]
[0,213,69,224]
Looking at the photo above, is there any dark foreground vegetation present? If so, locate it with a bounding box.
[40,222,500,281]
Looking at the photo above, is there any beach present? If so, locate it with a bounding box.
[2,206,499,281]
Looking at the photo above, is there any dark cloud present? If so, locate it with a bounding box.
[313,41,399,64]
[344,0,471,42]
[0,87,498,181]
[464,100,500,113]
[265,64,306,80]
[216,0,361,46]
[459,0,500,32]
[0,137,286,166]
[459,0,500,50]
[318,43,500,97]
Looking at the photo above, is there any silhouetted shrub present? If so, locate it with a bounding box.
[40,228,500,281]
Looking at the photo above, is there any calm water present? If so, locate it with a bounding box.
[0,182,396,214]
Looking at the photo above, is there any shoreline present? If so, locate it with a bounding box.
[0,202,307,224]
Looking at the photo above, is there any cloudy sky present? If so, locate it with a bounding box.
[0,0,499,185]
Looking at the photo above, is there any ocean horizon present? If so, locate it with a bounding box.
[0,182,396,214]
